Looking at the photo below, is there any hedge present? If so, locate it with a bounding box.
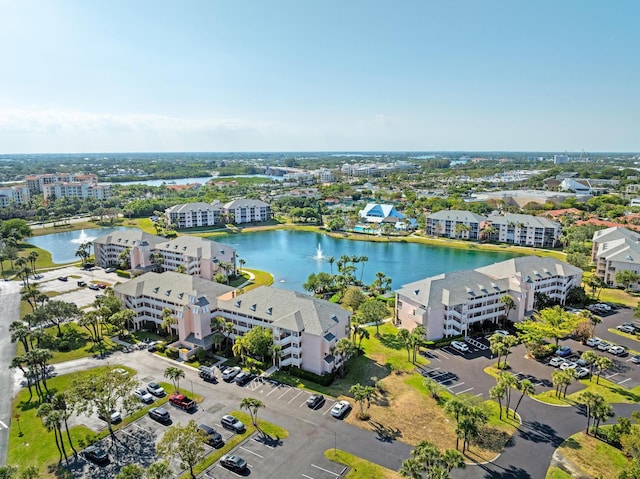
[116,269,131,278]
[288,366,334,386]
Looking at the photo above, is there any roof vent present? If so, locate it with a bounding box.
[414,289,420,296]
[153,287,159,293]
[250,304,256,312]
[266,307,273,315]
[165,290,171,296]
[235,300,241,308]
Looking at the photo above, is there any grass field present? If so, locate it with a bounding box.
[325,449,402,479]
[554,431,629,478]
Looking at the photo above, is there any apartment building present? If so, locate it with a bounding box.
[25,173,98,193]
[43,181,111,201]
[0,184,30,208]
[426,210,485,240]
[223,199,271,224]
[395,256,582,340]
[484,213,561,248]
[592,226,640,289]
[93,229,236,281]
[165,202,223,229]
[114,272,350,375]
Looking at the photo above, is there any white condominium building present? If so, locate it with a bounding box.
[166,201,223,228]
[592,226,640,289]
[114,272,350,375]
[395,256,582,340]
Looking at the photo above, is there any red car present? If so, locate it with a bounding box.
[97,283,107,289]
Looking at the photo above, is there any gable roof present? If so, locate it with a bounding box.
[427,209,485,223]
[93,229,164,248]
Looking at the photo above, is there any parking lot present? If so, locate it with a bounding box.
[31,265,121,309]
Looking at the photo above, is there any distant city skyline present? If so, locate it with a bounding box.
[1,1,639,154]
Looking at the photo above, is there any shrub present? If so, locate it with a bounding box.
[288,366,334,386]
[116,269,131,278]
[165,347,179,359]
[57,340,71,352]
[195,348,207,362]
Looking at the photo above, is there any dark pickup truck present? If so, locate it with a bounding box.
[168,394,196,411]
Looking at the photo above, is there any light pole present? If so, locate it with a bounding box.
[334,431,337,456]
[190,379,194,397]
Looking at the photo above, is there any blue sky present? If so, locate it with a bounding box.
[1,0,638,153]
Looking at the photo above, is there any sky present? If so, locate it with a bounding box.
[0,0,639,154]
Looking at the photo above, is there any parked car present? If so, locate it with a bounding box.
[608,345,626,356]
[147,381,166,397]
[58,276,68,282]
[77,280,87,287]
[617,325,636,334]
[98,410,121,423]
[97,282,107,289]
[105,267,117,273]
[597,341,613,351]
[148,407,171,423]
[133,388,154,403]
[585,337,602,347]
[556,346,572,357]
[631,355,640,364]
[220,454,247,473]
[198,424,224,447]
[88,283,100,291]
[574,367,590,378]
[222,366,242,382]
[234,372,255,386]
[221,414,245,433]
[621,323,640,333]
[81,445,109,465]
[549,356,565,367]
[331,400,351,418]
[451,341,469,352]
[307,394,325,409]
[560,361,577,371]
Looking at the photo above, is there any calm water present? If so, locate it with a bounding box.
[112,174,279,187]
[213,230,519,292]
[27,227,136,264]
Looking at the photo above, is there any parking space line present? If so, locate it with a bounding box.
[618,378,632,385]
[240,446,264,458]
[251,437,276,449]
[311,463,342,476]
[475,393,483,397]
[288,390,304,403]
[323,402,336,415]
[301,474,315,479]
[302,418,320,427]
[429,371,449,381]
[606,372,619,380]
[277,387,293,400]
[266,385,284,396]
[448,382,465,389]
[437,350,451,360]
[456,387,474,394]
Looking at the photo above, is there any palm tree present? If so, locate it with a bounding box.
[270,343,282,369]
[358,255,368,282]
[513,379,535,418]
[578,391,605,434]
[27,250,39,277]
[160,308,177,338]
[594,356,614,385]
[240,397,265,429]
[223,321,234,349]
[51,392,78,458]
[238,258,246,274]
[592,401,614,437]
[397,328,411,361]
[232,337,245,363]
[328,256,335,275]
[37,404,67,464]
[334,337,355,378]
[399,458,425,478]
[490,384,507,420]
[350,383,375,419]
[580,351,598,380]
[164,366,185,393]
[499,295,515,326]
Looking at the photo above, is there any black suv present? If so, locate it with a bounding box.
[220,454,247,473]
[82,445,109,465]
[198,424,224,447]
[148,407,171,423]
[235,372,255,386]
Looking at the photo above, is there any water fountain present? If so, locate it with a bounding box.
[70,229,96,244]
[314,243,324,261]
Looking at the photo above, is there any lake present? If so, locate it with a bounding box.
[213,230,519,292]
[28,227,520,290]
[27,227,136,264]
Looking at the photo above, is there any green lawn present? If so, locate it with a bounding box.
[15,322,122,364]
[325,449,402,479]
[533,376,640,405]
[8,365,139,475]
[545,466,573,479]
[553,431,629,478]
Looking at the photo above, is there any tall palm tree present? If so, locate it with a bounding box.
[358,255,368,282]
[160,308,177,338]
[164,367,185,393]
[240,397,265,429]
[51,393,78,458]
[328,256,335,275]
[27,250,39,277]
[513,379,535,418]
[37,404,67,464]
[399,458,425,478]
[270,344,282,369]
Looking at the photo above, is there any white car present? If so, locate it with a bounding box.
[585,337,602,347]
[597,341,613,351]
[222,366,242,381]
[560,361,577,371]
[450,341,469,352]
[133,388,154,403]
[147,381,166,397]
[574,367,590,378]
[331,400,351,418]
[617,325,636,334]
[608,345,626,356]
[494,330,510,337]
[549,356,565,367]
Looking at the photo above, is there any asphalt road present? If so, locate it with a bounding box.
[0,280,20,464]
